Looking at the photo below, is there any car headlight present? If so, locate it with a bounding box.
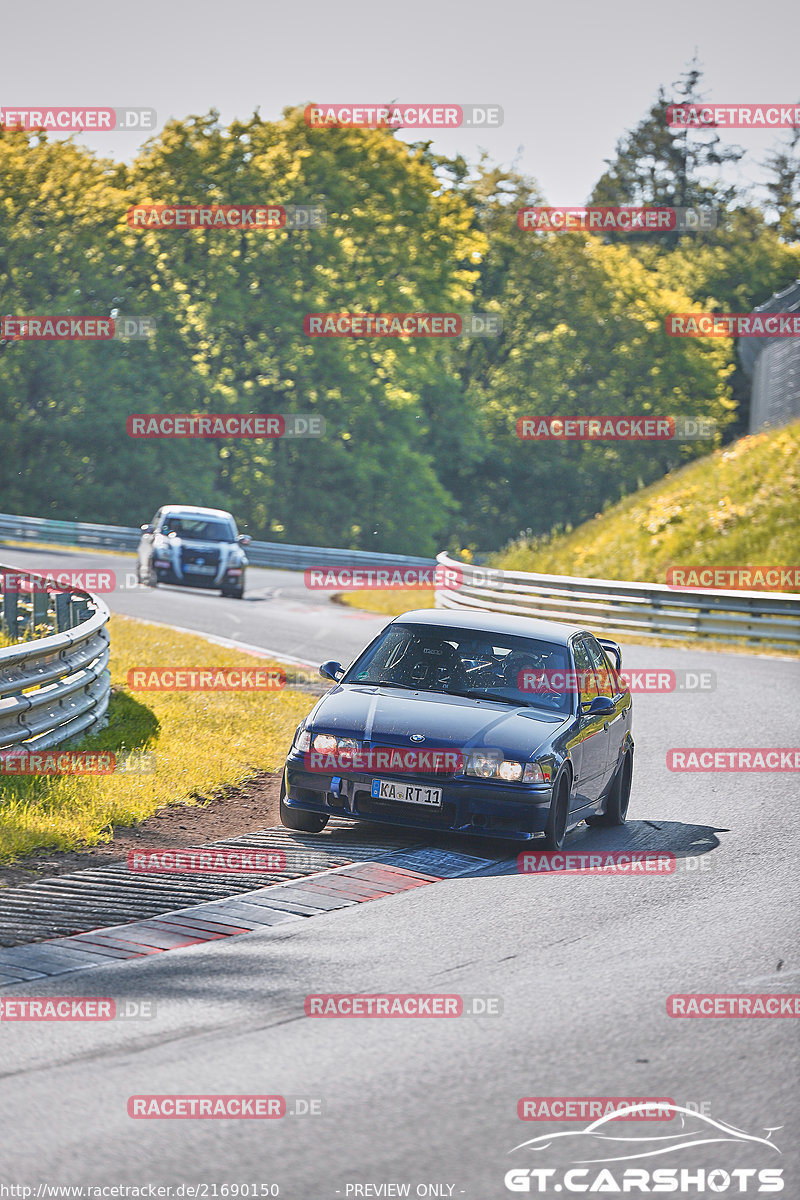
[293,728,311,753]
[310,733,361,753]
[312,733,338,753]
[523,762,552,784]
[465,752,523,781]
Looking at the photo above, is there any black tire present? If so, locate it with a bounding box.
[591,751,633,827]
[221,583,244,599]
[146,558,158,587]
[542,773,570,850]
[279,776,329,833]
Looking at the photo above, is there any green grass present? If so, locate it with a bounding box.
[334,587,436,618]
[0,615,315,864]
[492,421,800,583]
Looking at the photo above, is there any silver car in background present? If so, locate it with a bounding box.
[136,505,251,599]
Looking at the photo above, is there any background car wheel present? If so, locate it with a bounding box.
[279,777,329,833]
[542,773,570,850]
[591,751,633,827]
[221,583,244,599]
[146,560,158,587]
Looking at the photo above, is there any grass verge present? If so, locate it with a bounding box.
[0,615,315,864]
[334,587,436,618]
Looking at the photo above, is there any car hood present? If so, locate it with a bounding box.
[308,685,568,760]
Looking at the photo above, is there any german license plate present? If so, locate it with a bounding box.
[371,778,442,807]
[185,564,216,575]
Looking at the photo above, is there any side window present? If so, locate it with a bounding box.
[572,639,600,704]
[585,636,616,698]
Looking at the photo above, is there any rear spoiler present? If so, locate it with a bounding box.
[598,637,622,671]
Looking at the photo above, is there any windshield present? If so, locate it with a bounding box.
[160,517,236,542]
[344,623,572,713]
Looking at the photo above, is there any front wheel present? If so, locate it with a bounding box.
[591,752,633,826]
[542,773,570,850]
[221,583,244,599]
[279,776,329,833]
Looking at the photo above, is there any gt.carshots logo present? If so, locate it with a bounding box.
[304,104,502,128]
[505,1103,784,1193]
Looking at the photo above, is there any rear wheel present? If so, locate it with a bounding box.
[589,751,633,827]
[542,773,570,850]
[279,776,329,833]
[221,582,244,599]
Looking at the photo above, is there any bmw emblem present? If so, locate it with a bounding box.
[197,557,204,565]
[410,734,425,743]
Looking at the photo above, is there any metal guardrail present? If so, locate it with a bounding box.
[434,553,800,650]
[0,566,111,752]
[0,512,435,571]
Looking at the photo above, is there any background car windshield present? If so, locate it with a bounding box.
[161,517,235,542]
[345,623,571,712]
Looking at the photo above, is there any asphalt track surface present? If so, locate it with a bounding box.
[1,544,799,1194]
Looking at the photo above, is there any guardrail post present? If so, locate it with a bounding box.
[55,592,71,632]
[32,591,49,636]
[2,588,19,640]
[71,597,90,627]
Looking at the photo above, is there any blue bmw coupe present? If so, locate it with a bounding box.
[281,610,633,848]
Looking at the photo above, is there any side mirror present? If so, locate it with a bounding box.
[319,660,344,682]
[140,523,154,535]
[585,695,615,716]
[237,534,252,546]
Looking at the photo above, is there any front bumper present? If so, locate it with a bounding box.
[284,756,554,841]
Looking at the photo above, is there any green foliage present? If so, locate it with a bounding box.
[0,75,796,555]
